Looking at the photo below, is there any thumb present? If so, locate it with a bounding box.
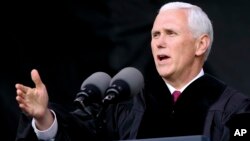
[31,69,44,88]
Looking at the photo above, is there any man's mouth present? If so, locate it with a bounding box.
[157,55,169,61]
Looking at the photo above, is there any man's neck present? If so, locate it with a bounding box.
[166,69,204,94]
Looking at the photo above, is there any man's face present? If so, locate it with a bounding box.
[151,9,198,81]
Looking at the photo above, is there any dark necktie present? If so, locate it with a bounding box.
[172,90,181,103]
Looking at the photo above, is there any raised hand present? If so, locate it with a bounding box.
[16,69,53,130]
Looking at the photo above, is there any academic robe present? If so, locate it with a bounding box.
[107,73,250,141]
[15,73,250,141]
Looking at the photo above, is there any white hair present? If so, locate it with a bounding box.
[159,2,213,60]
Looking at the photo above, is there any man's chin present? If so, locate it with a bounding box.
[157,70,171,79]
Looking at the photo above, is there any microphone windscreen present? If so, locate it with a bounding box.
[81,72,112,95]
[110,67,144,97]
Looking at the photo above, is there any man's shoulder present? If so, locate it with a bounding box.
[202,73,226,85]
[209,86,250,112]
[224,87,250,141]
[222,86,250,106]
[204,86,250,140]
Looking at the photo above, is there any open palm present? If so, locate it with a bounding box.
[16,69,49,119]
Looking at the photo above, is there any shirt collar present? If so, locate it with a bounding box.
[166,69,204,94]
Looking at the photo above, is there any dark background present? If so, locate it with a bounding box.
[1,0,250,140]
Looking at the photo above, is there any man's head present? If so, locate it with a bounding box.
[151,2,213,88]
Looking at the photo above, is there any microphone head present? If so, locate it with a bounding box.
[110,67,144,98]
[74,71,111,114]
[81,72,112,97]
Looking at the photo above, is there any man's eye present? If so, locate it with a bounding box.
[152,32,160,38]
[166,30,176,36]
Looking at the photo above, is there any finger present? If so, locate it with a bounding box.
[31,69,44,89]
[16,95,28,110]
[16,95,25,104]
[16,89,25,99]
[18,103,29,115]
[16,83,31,94]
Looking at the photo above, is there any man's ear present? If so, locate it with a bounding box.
[195,34,210,56]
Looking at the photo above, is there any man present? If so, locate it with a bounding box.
[104,1,250,141]
[15,1,250,141]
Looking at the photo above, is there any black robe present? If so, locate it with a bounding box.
[137,73,227,138]
[108,73,250,141]
[15,74,250,141]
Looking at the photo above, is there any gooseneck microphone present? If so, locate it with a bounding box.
[74,72,111,112]
[102,67,144,105]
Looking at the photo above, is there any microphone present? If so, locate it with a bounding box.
[95,67,144,131]
[74,72,111,111]
[102,67,144,105]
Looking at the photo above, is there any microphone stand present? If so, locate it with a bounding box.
[94,102,111,140]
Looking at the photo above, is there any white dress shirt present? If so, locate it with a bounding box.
[32,110,58,141]
[166,69,204,94]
